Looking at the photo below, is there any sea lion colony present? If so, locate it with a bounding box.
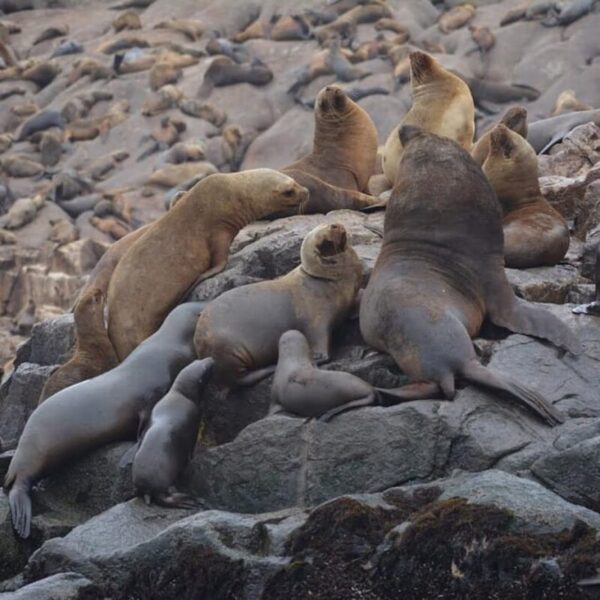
[0,0,599,542]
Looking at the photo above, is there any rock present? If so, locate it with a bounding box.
[27,315,75,367]
[506,263,585,303]
[0,363,55,449]
[581,223,600,279]
[0,572,99,599]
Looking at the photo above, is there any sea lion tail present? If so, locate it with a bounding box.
[461,361,564,427]
[8,482,32,539]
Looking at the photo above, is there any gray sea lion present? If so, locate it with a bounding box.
[360,126,580,426]
[271,330,376,422]
[32,24,68,46]
[4,301,205,539]
[50,40,84,58]
[542,0,595,26]
[39,130,63,167]
[107,170,308,360]
[39,288,118,403]
[58,194,100,218]
[194,223,362,385]
[527,110,600,153]
[197,56,273,98]
[281,85,379,216]
[17,110,65,141]
[132,358,214,508]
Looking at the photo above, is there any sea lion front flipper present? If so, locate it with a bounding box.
[8,482,32,539]
[484,269,581,354]
[118,442,140,468]
[319,392,377,422]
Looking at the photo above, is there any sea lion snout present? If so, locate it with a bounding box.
[316,223,348,257]
[318,85,347,113]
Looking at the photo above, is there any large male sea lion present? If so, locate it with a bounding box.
[4,301,206,538]
[194,223,363,385]
[280,85,379,216]
[482,125,570,268]
[39,288,118,403]
[360,126,580,425]
[132,358,214,508]
[271,330,376,421]
[107,169,308,360]
[382,51,475,186]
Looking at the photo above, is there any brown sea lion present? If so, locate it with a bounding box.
[483,125,570,269]
[39,130,63,167]
[107,169,309,360]
[67,58,111,86]
[0,155,44,178]
[149,61,181,91]
[438,4,475,33]
[48,218,78,246]
[374,17,409,37]
[154,18,205,41]
[315,2,392,45]
[132,358,214,508]
[90,215,131,240]
[178,98,227,126]
[271,15,312,41]
[165,141,206,164]
[21,60,60,88]
[39,288,118,403]
[382,51,475,186]
[471,106,528,166]
[232,16,271,42]
[4,301,206,539]
[197,56,273,98]
[112,10,142,32]
[468,25,495,54]
[194,223,362,385]
[147,161,217,188]
[500,4,528,26]
[141,84,183,116]
[360,126,579,425]
[281,85,379,216]
[552,90,592,116]
[271,330,376,422]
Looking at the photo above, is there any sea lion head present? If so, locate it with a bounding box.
[500,106,528,139]
[409,51,438,85]
[300,223,361,281]
[315,85,351,121]
[483,124,538,202]
[269,171,309,211]
[73,287,105,325]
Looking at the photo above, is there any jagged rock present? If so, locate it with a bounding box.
[506,263,585,303]
[0,572,99,599]
[0,363,55,449]
[581,223,600,279]
[27,314,75,367]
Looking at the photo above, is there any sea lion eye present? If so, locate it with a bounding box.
[282,188,295,197]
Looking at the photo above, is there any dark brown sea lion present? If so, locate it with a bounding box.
[194,223,363,385]
[483,125,570,268]
[107,170,308,360]
[197,56,273,98]
[471,106,528,166]
[132,357,214,508]
[281,85,379,216]
[39,288,118,403]
[360,126,580,425]
[4,301,206,539]
[271,330,376,421]
[17,110,65,141]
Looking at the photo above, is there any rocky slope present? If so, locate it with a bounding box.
[1,0,600,598]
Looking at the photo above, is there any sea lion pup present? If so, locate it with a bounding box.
[482,125,570,269]
[552,90,592,116]
[194,223,363,385]
[471,106,528,166]
[132,358,214,509]
[197,56,273,98]
[39,288,118,403]
[107,170,308,360]
[382,51,475,186]
[360,126,580,425]
[279,85,379,216]
[112,10,142,32]
[271,330,376,422]
[527,109,600,153]
[4,301,206,539]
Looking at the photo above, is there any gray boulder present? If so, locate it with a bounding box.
[0,572,99,599]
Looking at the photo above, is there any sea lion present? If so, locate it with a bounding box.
[138,116,185,161]
[32,24,68,46]
[438,3,475,32]
[500,4,528,26]
[455,73,540,108]
[17,110,65,141]
[542,0,595,26]
[0,155,44,178]
[112,10,142,32]
[194,223,363,385]
[281,85,379,215]
[165,141,206,164]
[467,25,495,54]
[482,125,570,268]
[147,161,217,188]
[0,195,42,229]
[90,215,131,240]
[98,35,150,55]
[382,51,475,186]
[132,357,214,508]
[360,126,579,425]
[50,40,84,59]
[149,61,181,91]
[197,56,273,98]
[271,14,312,41]
[205,34,249,63]
[374,17,408,36]
[48,218,78,246]
[107,169,309,360]
[22,60,60,88]
[471,106,528,166]
[154,18,204,41]
[178,98,227,126]
[39,288,118,403]
[552,90,592,116]
[4,301,206,539]
[67,58,112,86]
[527,109,600,153]
[39,130,63,167]
[232,16,271,42]
[271,330,376,422]
[141,84,183,116]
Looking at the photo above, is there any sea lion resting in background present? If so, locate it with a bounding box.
[4,301,206,539]
[527,109,600,154]
[483,125,570,268]
[360,126,580,426]
[107,170,308,360]
[280,85,379,216]
[382,51,475,187]
[194,223,363,386]
[39,288,118,403]
[132,358,214,509]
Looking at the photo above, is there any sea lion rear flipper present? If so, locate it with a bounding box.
[461,361,564,426]
[375,382,444,404]
[485,271,581,354]
[319,393,376,422]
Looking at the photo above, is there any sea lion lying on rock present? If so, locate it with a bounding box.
[194,223,362,386]
[360,126,580,426]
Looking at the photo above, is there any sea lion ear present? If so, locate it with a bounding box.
[399,125,424,146]
[490,124,514,159]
